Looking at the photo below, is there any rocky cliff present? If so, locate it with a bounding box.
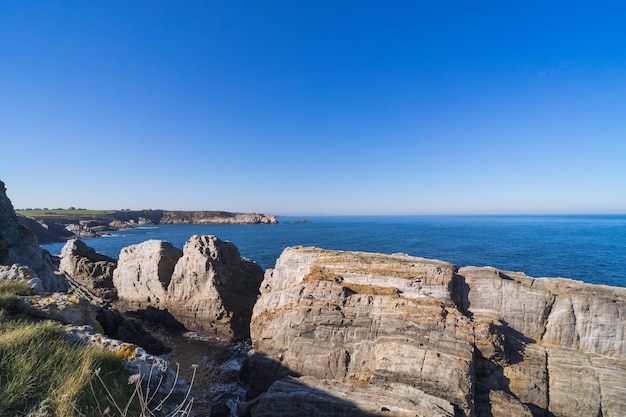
[113,240,182,306]
[245,246,626,417]
[59,239,118,301]
[111,235,264,340]
[159,211,277,225]
[0,181,67,292]
[17,209,278,243]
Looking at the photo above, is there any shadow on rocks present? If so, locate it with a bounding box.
[239,353,398,417]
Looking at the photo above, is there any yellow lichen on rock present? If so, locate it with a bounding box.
[114,344,137,360]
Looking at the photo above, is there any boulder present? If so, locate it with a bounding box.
[0,180,67,292]
[59,239,118,301]
[166,235,264,340]
[16,293,103,332]
[64,325,188,399]
[246,246,626,417]
[113,240,182,306]
[112,235,264,341]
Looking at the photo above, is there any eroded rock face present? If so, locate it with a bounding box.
[167,235,265,340]
[59,239,118,301]
[113,240,182,305]
[16,293,103,332]
[460,266,626,417]
[248,247,477,417]
[247,247,626,417]
[112,235,264,341]
[0,180,67,292]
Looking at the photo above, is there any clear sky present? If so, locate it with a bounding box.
[2,1,625,215]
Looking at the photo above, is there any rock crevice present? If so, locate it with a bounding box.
[246,246,626,417]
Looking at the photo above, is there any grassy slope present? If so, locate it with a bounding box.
[15,209,116,218]
[0,282,138,417]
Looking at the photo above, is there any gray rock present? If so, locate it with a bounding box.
[0,180,67,292]
[166,235,264,340]
[16,293,103,331]
[111,235,264,341]
[64,325,189,397]
[247,246,626,417]
[113,239,182,306]
[59,239,118,301]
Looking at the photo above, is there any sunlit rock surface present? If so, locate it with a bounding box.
[59,239,118,301]
[247,246,626,417]
[112,235,264,341]
[113,239,182,305]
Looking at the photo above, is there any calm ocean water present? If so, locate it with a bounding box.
[42,215,626,287]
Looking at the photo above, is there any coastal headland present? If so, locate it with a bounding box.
[15,208,278,243]
[2,179,625,417]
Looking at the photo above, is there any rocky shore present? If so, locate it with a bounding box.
[1,178,625,417]
[16,209,278,244]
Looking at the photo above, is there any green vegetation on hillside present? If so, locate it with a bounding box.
[15,209,116,218]
[0,282,138,417]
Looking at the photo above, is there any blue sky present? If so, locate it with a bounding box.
[2,1,625,215]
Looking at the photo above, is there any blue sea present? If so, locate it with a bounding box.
[42,215,626,287]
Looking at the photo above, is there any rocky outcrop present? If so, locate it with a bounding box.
[245,247,626,417]
[166,235,265,340]
[460,266,626,417]
[16,293,103,331]
[64,325,188,400]
[16,215,73,244]
[112,235,264,340]
[159,211,277,225]
[18,209,278,243]
[59,239,118,301]
[246,375,457,417]
[113,240,182,306]
[0,180,67,292]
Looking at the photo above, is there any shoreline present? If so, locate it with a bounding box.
[17,209,278,244]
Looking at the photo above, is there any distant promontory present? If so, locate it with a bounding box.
[15,209,278,243]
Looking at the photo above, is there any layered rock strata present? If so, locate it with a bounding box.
[0,180,67,292]
[113,235,264,340]
[246,246,626,417]
[460,266,626,417]
[59,239,118,301]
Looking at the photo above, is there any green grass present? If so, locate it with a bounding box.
[0,281,33,313]
[15,209,116,218]
[0,282,139,417]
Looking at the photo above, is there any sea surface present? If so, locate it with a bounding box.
[42,215,626,287]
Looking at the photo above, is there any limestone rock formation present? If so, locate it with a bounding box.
[112,235,264,340]
[166,235,265,340]
[246,246,626,417]
[245,375,457,417]
[460,266,626,417]
[0,180,67,292]
[159,211,277,225]
[113,240,183,306]
[59,239,118,301]
[64,325,187,397]
[16,293,103,331]
[247,247,476,416]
